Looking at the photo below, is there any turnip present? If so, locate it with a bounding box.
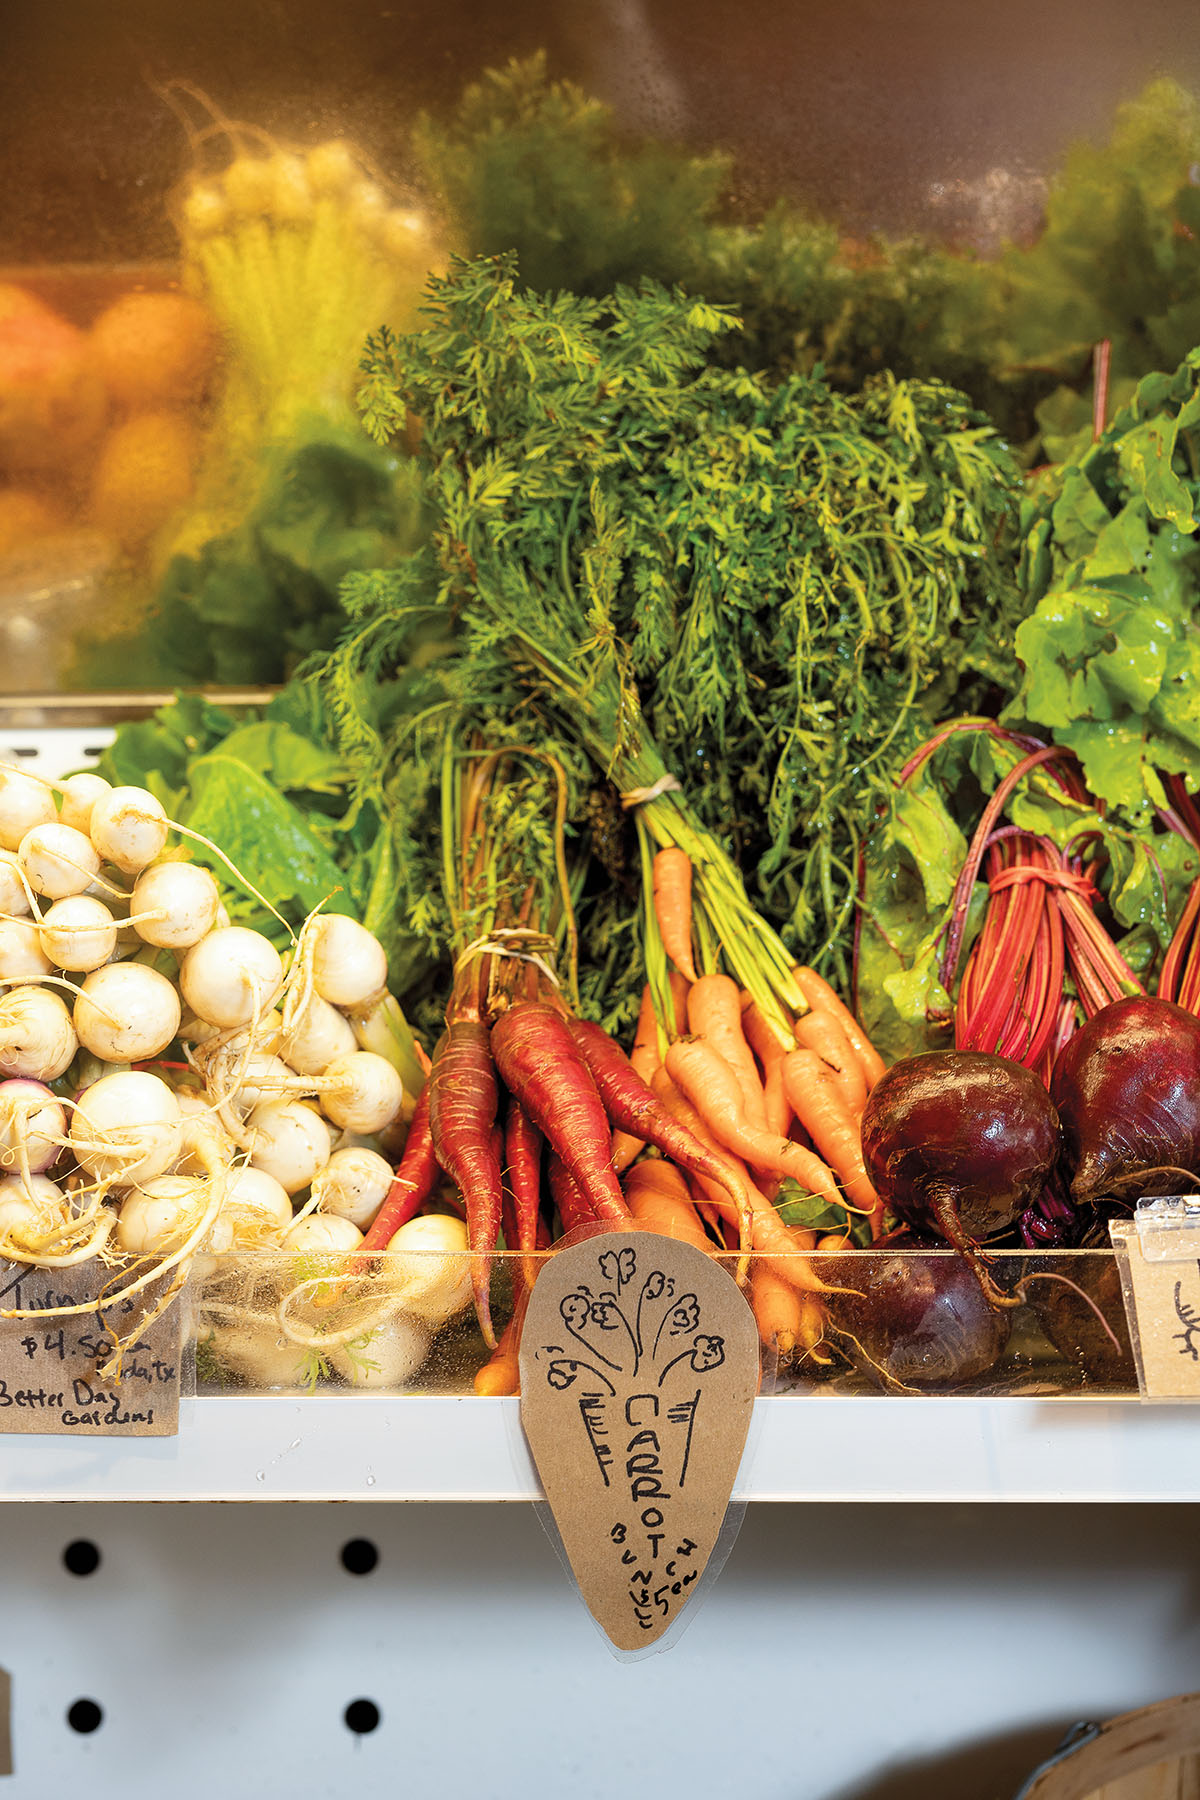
[73,962,182,1063]
[329,1311,430,1388]
[39,895,118,971]
[384,1213,473,1325]
[0,1079,66,1175]
[311,915,388,1009]
[310,1146,393,1228]
[284,1213,363,1253]
[0,769,55,852]
[1050,995,1200,1202]
[180,927,284,1029]
[0,1174,71,1251]
[860,1050,1062,1304]
[318,1050,404,1134]
[247,1098,331,1193]
[204,1320,312,1389]
[69,1070,182,1187]
[57,772,111,837]
[0,988,76,1081]
[116,1175,208,1256]
[18,822,100,899]
[130,861,220,949]
[223,1166,293,1242]
[0,919,52,983]
[0,851,31,919]
[278,992,356,1075]
[87,785,170,875]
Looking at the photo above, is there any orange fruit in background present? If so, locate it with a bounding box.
[0,487,66,558]
[89,409,198,548]
[90,290,223,410]
[0,304,109,476]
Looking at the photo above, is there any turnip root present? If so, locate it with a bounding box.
[328,1310,430,1388]
[860,1050,1061,1304]
[57,772,111,837]
[0,919,52,983]
[1050,995,1200,1202]
[0,987,76,1080]
[0,1174,72,1251]
[310,1146,393,1228]
[203,1320,313,1389]
[70,1070,182,1187]
[88,786,170,875]
[39,895,118,971]
[18,822,99,899]
[223,1166,293,1243]
[318,1051,404,1134]
[130,861,220,949]
[116,1175,209,1255]
[73,961,182,1062]
[180,927,284,1028]
[0,769,56,853]
[0,1079,66,1175]
[0,852,32,918]
[284,1213,363,1253]
[247,1099,331,1193]
[310,915,388,1009]
[384,1213,473,1325]
[278,993,356,1075]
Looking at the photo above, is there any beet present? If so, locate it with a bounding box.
[824,1237,1011,1390]
[860,1050,1062,1300]
[1022,1254,1135,1387]
[1050,995,1200,1202]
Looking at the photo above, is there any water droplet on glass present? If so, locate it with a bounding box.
[255,1471,265,1483]
[365,1475,376,1487]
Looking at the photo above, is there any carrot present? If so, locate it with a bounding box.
[649,1066,829,1292]
[665,1035,841,1202]
[652,846,698,982]
[791,965,887,1091]
[427,1019,504,1347]
[505,1098,543,1291]
[547,1150,594,1236]
[491,1000,629,1223]
[792,1008,868,1118]
[740,997,793,1139]
[624,1159,711,1250]
[566,1014,751,1252]
[474,1310,523,1396]
[749,1260,804,1356]
[687,974,769,1131]
[781,1046,882,1234]
[356,1083,437,1257]
[668,970,691,1032]
[612,984,660,1173]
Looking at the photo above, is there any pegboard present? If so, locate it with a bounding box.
[0,729,115,783]
[1,1502,1199,1799]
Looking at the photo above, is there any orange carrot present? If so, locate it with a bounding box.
[667,969,691,1033]
[781,1047,882,1234]
[653,847,698,982]
[613,984,661,1173]
[749,1261,804,1356]
[474,1311,522,1396]
[793,1008,868,1118]
[665,1036,841,1201]
[687,974,769,1131]
[624,1160,712,1250]
[791,965,887,1090]
[650,1066,828,1291]
[741,997,793,1138]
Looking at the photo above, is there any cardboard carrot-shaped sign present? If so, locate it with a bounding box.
[519,1230,758,1651]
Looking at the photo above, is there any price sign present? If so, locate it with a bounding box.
[1111,1203,1200,1401]
[0,1260,182,1436]
[519,1230,758,1651]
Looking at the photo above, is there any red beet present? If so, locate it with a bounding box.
[1050,995,1200,1202]
[824,1235,1011,1390]
[860,1050,1062,1302]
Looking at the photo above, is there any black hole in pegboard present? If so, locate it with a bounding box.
[344,1700,380,1735]
[62,1539,101,1577]
[340,1538,378,1576]
[67,1700,103,1734]
[82,745,110,761]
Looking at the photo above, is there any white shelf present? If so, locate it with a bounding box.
[0,1393,1196,1503]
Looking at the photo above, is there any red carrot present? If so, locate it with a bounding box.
[504,1098,544,1292]
[491,1000,630,1223]
[356,1084,438,1258]
[566,1014,752,1251]
[547,1150,594,1235]
[613,983,661,1173]
[427,1019,504,1348]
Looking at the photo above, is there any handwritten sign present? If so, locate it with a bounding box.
[0,1260,182,1436]
[519,1230,758,1651]
[1111,1215,1200,1400]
